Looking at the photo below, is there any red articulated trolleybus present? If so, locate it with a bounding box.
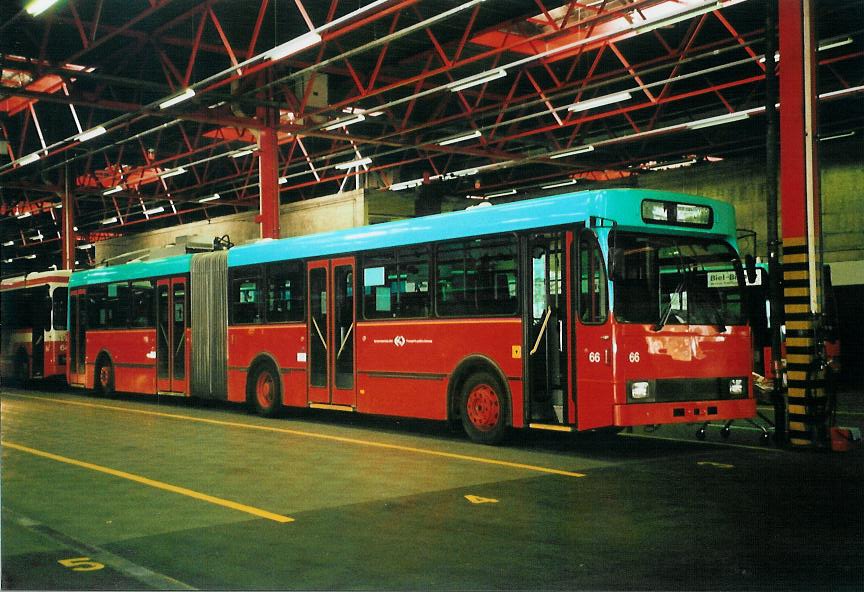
[67,188,755,444]
[1,270,71,383]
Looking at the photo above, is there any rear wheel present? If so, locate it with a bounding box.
[94,357,115,397]
[249,363,281,418]
[460,371,509,445]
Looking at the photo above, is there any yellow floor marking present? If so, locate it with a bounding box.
[465,495,499,504]
[697,461,735,469]
[1,440,295,523]
[4,393,585,478]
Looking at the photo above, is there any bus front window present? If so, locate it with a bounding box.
[611,232,745,327]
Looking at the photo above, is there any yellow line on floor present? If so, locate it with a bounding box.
[1,440,295,524]
[4,393,585,478]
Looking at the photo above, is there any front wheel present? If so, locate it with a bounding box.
[459,371,509,445]
[249,363,282,418]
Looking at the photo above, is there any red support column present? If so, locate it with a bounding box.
[61,165,75,270]
[257,123,281,239]
[778,0,825,447]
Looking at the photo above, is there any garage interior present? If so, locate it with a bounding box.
[1,0,863,589]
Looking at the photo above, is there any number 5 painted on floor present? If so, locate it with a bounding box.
[58,557,105,572]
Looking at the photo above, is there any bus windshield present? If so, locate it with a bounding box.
[610,232,745,327]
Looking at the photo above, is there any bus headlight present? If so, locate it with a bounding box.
[628,380,654,402]
[729,378,745,396]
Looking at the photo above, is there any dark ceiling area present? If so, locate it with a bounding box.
[1,0,862,271]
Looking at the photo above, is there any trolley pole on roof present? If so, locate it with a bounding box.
[778,0,828,448]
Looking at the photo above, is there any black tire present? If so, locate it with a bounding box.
[249,363,282,418]
[94,357,115,397]
[459,371,509,445]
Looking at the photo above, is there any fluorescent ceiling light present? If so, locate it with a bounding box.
[687,112,749,130]
[634,1,721,35]
[101,217,118,225]
[199,193,221,203]
[550,145,595,159]
[2,240,14,246]
[485,189,517,198]
[448,69,507,92]
[278,176,288,185]
[16,152,42,167]
[159,167,187,178]
[24,254,37,260]
[103,186,123,195]
[334,157,372,170]
[25,0,59,16]
[76,243,94,250]
[159,88,196,110]
[820,130,855,142]
[75,126,107,143]
[143,206,165,216]
[818,37,853,52]
[568,92,632,113]
[438,130,482,146]
[323,115,366,131]
[389,178,424,191]
[263,32,322,61]
[759,51,780,64]
[16,212,32,219]
[230,147,256,158]
[542,179,578,189]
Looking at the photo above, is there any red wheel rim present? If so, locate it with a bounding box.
[99,366,110,388]
[256,372,275,409]
[466,384,500,432]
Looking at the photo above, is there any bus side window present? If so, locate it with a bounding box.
[130,280,155,328]
[230,268,263,324]
[266,261,305,323]
[578,232,608,324]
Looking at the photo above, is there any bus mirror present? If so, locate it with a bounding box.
[745,254,757,284]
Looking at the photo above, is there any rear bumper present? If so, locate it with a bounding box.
[614,398,756,426]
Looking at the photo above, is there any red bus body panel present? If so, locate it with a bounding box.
[85,329,158,393]
[612,322,756,426]
[355,319,524,424]
[227,324,307,405]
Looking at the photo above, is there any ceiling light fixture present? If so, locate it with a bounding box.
[687,112,749,130]
[77,243,94,250]
[550,145,595,159]
[229,147,256,158]
[634,1,722,35]
[143,206,165,216]
[199,193,221,203]
[818,37,853,52]
[2,240,14,246]
[820,130,856,142]
[542,179,578,189]
[103,186,123,196]
[74,126,107,143]
[15,152,42,167]
[25,0,59,16]
[159,167,187,178]
[567,92,632,113]
[159,88,196,110]
[448,68,507,92]
[389,178,424,191]
[438,130,482,146]
[323,114,366,131]
[263,32,322,61]
[485,189,517,198]
[334,157,372,170]
[16,212,32,219]
[101,217,118,225]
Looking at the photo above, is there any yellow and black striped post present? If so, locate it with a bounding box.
[782,239,827,447]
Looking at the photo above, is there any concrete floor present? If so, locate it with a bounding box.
[2,385,862,590]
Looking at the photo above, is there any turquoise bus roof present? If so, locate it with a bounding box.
[230,188,736,268]
[69,254,192,288]
[69,189,736,286]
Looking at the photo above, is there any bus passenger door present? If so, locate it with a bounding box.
[525,232,569,425]
[307,258,356,408]
[69,288,87,386]
[573,229,615,430]
[156,277,188,394]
